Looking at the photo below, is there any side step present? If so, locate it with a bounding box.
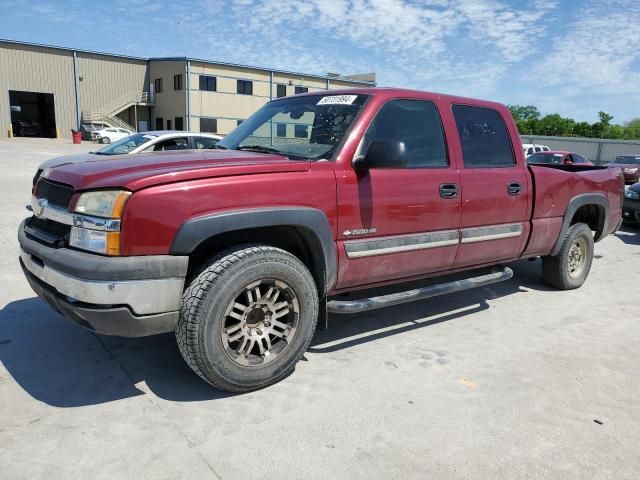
[326,267,513,314]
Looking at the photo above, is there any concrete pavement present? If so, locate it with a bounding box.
[1,138,639,479]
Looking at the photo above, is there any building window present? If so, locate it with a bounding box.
[154,78,163,93]
[155,117,163,130]
[199,75,217,91]
[276,123,287,137]
[167,119,172,130]
[294,124,308,138]
[237,79,253,95]
[175,117,184,130]
[236,119,244,127]
[174,74,183,91]
[295,86,308,95]
[277,84,287,98]
[200,118,218,133]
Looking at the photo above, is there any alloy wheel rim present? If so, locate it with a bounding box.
[221,279,300,367]
[567,237,587,279]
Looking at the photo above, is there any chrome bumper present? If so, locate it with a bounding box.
[18,218,189,324]
[20,247,185,315]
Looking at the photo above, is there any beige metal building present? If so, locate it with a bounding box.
[0,39,375,139]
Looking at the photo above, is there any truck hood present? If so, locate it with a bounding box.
[44,149,311,191]
[39,152,101,170]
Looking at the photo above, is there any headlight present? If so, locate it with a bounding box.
[75,190,130,218]
[625,189,639,199]
[624,168,638,173]
[70,190,130,255]
[69,227,121,256]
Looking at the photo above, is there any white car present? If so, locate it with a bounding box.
[95,127,134,143]
[522,143,550,157]
[34,131,223,184]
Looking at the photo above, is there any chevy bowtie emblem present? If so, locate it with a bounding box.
[33,198,47,218]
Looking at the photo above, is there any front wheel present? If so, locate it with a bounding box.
[542,222,594,290]
[176,245,319,392]
[101,136,110,144]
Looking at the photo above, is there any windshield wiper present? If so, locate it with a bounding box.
[235,145,283,155]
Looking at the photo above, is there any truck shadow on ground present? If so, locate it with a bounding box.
[0,259,547,407]
[614,225,640,245]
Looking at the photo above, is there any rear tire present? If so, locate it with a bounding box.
[176,244,319,392]
[542,222,594,290]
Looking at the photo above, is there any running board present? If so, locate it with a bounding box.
[326,267,513,314]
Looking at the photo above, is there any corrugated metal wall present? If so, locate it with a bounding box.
[77,53,148,114]
[0,43,76,138]
[521,134,640,164]
[0,42,148,139]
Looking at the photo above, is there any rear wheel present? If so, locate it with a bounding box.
[176,245,318,392]
[542,222,594,290]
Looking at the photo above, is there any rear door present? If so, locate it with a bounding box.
[451,104,530,268]
[335,98,461,288]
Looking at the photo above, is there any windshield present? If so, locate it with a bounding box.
[218,94,369,160]
[96,133,157,155]
[613,156,640,165]
[527,152,564,164]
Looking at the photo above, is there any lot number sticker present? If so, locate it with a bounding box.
[317,95,358,105]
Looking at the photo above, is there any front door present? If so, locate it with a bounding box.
[451,104,530,268]
[336,99,461,289]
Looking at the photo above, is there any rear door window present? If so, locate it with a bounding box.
[452,105,515,167]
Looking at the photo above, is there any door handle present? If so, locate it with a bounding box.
[507,182,522,196]
[439,183,459,199]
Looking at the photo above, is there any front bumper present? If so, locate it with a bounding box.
[18,220,189,336]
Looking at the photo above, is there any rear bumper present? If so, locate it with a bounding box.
[18,219,189,336]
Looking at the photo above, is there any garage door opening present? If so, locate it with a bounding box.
[9,90,56,138]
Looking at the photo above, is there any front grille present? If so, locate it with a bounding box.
[25,216,71,247]
[36,179,74,208]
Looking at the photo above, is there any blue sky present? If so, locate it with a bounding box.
[1,0,638,124]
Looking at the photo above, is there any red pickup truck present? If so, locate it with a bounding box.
[19,88,623,392]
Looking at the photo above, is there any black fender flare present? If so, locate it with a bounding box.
[170,207,337,291]
[550,193,609,256]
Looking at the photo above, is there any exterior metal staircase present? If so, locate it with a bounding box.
[83,91,153,132]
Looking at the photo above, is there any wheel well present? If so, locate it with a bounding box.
[186,226,326,293]
[570,204,604,235]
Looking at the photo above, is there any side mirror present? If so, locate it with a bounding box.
[354,140,407,170]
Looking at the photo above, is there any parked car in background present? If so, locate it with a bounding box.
[81,122,112,141]
[12,120,42,137]
[33,131,223,185]
[527,151,593,165]
[94,127,133,144]
[609,156,640,184]
[623,183,640,225]
[522,143,550,157]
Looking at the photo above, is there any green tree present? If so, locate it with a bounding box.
[507,104,540,134]
[592,111,614,138]
[573,122,593,137]
[623,118,640,140]
[537,114,573,136]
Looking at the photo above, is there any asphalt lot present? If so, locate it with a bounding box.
[1,138,639,480]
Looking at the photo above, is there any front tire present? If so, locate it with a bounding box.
[176,245,319,392]
[101,136,110,144]
[542,222,594,290]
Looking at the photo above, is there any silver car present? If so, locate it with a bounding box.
[34,131,223,184]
